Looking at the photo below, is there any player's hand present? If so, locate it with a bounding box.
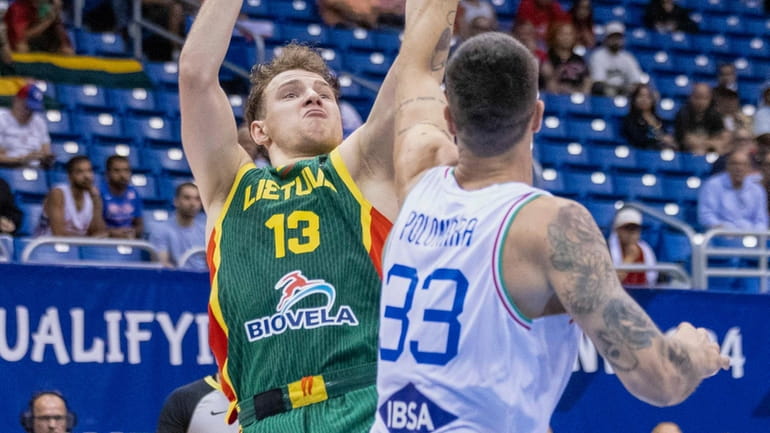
[670,322,730,378]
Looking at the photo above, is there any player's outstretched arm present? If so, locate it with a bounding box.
[537,198,729,406]
[391,0,459,202]
[178,0,251,214]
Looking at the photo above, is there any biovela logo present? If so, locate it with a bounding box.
[379,383,458,432]
[244,271,358,342]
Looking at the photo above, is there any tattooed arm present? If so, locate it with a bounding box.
[391,0,460,203]
[532,197,729,406]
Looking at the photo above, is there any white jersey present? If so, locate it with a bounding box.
[372,167,580,433]
[37,183,93,236]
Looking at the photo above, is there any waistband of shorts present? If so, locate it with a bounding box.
[238,362,377,426]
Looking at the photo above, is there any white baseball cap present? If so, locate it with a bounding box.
[614,208,642,229]
[605,21,626,37]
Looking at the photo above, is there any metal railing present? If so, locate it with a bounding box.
[694,229,770,293]
[20,237,162,268]
[177,246,206,269]
[614,263,692,289]
[0,234,11,262]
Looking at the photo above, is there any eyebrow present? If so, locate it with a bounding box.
[276,79,332,93]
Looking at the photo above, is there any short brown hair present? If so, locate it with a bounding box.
[244,43,339,125]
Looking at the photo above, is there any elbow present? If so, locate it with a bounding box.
[178,50,219,90]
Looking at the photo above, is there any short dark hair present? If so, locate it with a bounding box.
[175,182,197,198]
[106,155,129,171]
[445,32,538,157]
[244,43,339,125]
[65,155,91,175]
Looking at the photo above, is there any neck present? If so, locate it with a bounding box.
[176,212,194,227]
[453,141,532,190]
[108,183,126,195]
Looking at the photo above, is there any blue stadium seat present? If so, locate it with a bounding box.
[679,153,713,177]
[660,174,701,203]
[534,168,569,196]
[537,115,570,141]
[657,230,692,267]
[584,200,619,233]
[130,173,162,203]
[80,244,149,263]
[271,0,318,21]
[88,143,143,172]
[330,28,375,51]
[45,110,78,140]
[735,36,770,60]
[656,97,680,122]
[538,142,593,169]
[746,16,770,36]
[51,139,88,166]
[74,112,128,142]
[319,47,343,72]
[654,31,693,55]
[0,168,48,200]
[158,175,195,201]
[142,207,171,228]
[143,147,192,175]
[592,95,630,119]
[15,237,81,263]
[109,88,162,115]
[16,202,42,236]
[143,62,179,90]
[280,22,328,45]
[75,30,127,56]
[568,118,617,144]
[562,93,595,118]
[700,13,749,36]
[491,0,517,17]
[156,91,181,118]
[635,149,685,174]
[345,52,393,77]
[613,173,666,201]
[373,30,402,54]
[693,34,733,56]
[674,54,716,80]
[626,27,656,51]
[125,115,180,145]
[56,84,112,113]
[636,51,676,74]
[241,0,271,18]
[588,145,639,172]
[563,170,616,199]
[653,75,693,99]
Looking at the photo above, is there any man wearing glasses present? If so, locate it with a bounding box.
[20,391,76,433]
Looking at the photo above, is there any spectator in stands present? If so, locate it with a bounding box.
[539,21,591,94]
[589,22,643,97]
[237,124,270,168]
[715,62,738,93]
[0,176,22,234]
[608,207,658,287]
[651,422,683,433]
[0,83,54,168]
[318,0,379,29]
[643,0,698,34]
[698,147,768,231]
[753,84,770,150]
[148,182,206,270]
[456,0,498,41]
[4,0,74,54]
[514,0,570,49]
[713,87,752,133]
[622,83,676,150]
[759,150,770,216]
[141,0,186,61]
[37,155,108,237]
[709,128,758,175]
[19,390,77,433]
[569,0,595,49]
[100,155,144,239]
[675,83,729,155]
[511,20,546,63]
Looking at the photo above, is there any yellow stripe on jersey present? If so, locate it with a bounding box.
[287,375,329,409]
[329,149,373,252]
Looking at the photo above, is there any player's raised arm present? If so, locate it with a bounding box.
[534,198,729,407]
[390,0,459,202]
[178,0,252,214]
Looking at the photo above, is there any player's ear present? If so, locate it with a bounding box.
[251,120,271,148]
[531,100,544,134]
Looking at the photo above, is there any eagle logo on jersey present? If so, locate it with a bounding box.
[275,271,335,313]
[379,383,458,432]
[243,270,359,342]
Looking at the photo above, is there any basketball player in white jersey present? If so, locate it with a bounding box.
[371,1,729,432]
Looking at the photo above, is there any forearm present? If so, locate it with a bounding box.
[402,0,458,79]
[178,0,241,85]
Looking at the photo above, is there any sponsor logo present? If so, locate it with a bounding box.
[244,271,358,342]
[379,383,458,432]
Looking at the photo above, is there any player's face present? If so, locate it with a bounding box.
[107,159,131,189]
[32,394,68,433]
[260,69,343,157]
[69,160,94,190]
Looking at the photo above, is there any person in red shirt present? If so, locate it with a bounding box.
[4,0,73,54]
[608,208,659,286]
[515,0,570,49]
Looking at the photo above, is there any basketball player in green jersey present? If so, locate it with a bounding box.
[178,0,457,431]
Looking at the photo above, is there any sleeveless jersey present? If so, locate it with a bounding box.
[208,149,392,424]
[37,183,93,236]
[372,167,580,433]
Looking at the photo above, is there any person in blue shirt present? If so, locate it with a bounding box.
[148,182,206,270]
[100,155,144,238]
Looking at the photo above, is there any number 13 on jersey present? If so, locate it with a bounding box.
[380,264,468,366]
[265,211,320,258]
